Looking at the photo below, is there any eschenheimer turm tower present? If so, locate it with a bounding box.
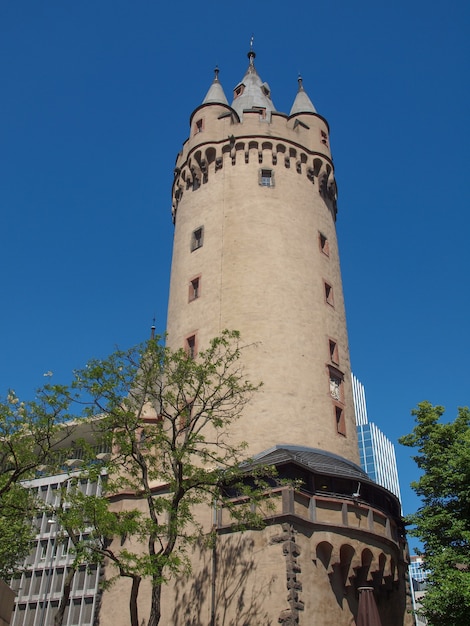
[163,49,412,626]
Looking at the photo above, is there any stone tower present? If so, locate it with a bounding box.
[164,51,413,626]
[168,49,357,463]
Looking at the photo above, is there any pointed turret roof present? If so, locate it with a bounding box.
[202,67,228,105]
[289,76,316,115]
[231,49,277,118]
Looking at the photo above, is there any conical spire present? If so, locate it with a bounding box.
[289,75,316,115]
[231,47,277,119]
[202,66,228,105]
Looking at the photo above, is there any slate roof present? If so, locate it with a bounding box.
[202,67,228,105]
[230,51,277,119]
[290,76,317,115]
[247,444,371,483]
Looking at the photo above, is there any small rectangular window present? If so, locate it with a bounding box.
[191,226,204,251]
[194,118,204,134]
[335,406,346,436]
[329,339,339,365]
[253,107,266,119]
[259,169,274,187]
[328,365,344,402]
[39,541,48,561]
[32,571,42,595]
[70,599,81,624]
[319,232,329,256]
[189,276,201,302]
[179,399,194,430]
[329,373,343,403]
[186,335,197,359]
[321,130,329,147]
[324,281,334,307]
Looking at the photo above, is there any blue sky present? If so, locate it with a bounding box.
[1,1,469,544]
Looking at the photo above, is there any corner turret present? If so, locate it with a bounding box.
[289,75,316,115]
[202,67,228,105]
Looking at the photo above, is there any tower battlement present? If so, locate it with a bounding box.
[172,103,338,223]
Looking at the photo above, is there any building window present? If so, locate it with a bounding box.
[324,281,334,307]
[188,276,201,302]
[191,226,204,251]
[319,232,329,256]
[185,334,197,359]
[328,366,344,402]
[253,107,266,120]
[234,84,245,99]
[259,169,274,187]
[321,130,329,147]
[335,405,346,436]
[329,339,339,365]
[179,399,194,430]
[39,541,47,561]
[329,375,342,402]
[194,118,204,134]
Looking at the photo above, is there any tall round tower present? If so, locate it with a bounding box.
[167,51,358,464]
[163,53,412,626]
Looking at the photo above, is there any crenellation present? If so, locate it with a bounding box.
[171,130,338,221]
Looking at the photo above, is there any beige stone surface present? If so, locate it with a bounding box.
[167,105,359,464]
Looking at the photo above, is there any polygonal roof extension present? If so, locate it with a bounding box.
[246,444,370,483]
[230,50,277,119]
[289,76,316,115]
[202,67,229,105]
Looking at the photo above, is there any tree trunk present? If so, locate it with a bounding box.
[54,566,75,626]
[129,575,142,626]
[147,582,162,626]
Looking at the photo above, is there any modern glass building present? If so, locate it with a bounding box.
[409,555,428,626]
[352,374,402,503]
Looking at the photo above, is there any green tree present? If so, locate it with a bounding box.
[0,386,76,580]
[65,330,269,626]
[400,401,470,626]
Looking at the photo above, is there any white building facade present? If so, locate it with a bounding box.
[9,472,104,626]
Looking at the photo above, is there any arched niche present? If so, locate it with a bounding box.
[194,150,203,167]
[313,158,322,177]
[205,147,216,166]
[340,544,356,586]
[316,541,333,571]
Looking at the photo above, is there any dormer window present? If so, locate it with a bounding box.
[261,82,271,97]
[233,84,245,99]
[252,107,266,120]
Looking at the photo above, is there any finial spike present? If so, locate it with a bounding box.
[247,34,256,67]
[214,65,219,82]
[150,316,156,340]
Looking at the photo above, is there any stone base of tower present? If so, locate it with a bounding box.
[98,447,413,626]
